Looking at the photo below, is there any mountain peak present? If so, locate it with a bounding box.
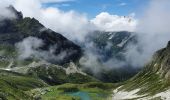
[0,6,82,65]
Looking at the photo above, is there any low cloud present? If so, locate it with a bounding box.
[16,37,43,59]
[79,51,103,74]
[124,0,170,67]
[0,0,16,21]
[0,8,16,21]
[16,37,76,63]
[79,39,128,75]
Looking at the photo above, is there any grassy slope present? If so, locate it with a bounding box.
[111,71,169,100]
[113,46,170,99]
[0,70,47,100]
[28,65,99,85]
[121,72,169,96]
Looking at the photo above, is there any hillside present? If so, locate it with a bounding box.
[0,6,140,84]
[2,5,170,100]
[0,6,100,99]
[0,70,47,100]
[0,6,98,83]
[0,6,82,65]
[112,41,170,100]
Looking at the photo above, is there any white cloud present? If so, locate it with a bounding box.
[11,0,94,42]
[16,37,43,59]
[39,8,94,41]
[16,37,77,62]
[0,0,16,20]
[91,12,137,32]
[124,0,170,67]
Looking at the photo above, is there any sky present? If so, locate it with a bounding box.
[42,0,149,18]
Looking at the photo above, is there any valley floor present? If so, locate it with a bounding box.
[27,82,117,100]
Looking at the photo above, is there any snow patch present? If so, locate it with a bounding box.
[117,34,133,47]
[141,89,170,100]
[112,87,170,100]
[108,33,116,40]
[112,87,144,100]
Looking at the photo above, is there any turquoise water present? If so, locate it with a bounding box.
[66,91,91,100]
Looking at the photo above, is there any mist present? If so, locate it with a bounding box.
[0,0,170,71]
[16,37,44,59]
[124,0,170,67]
[0,2,16,21]
[79,0,170,73]
[16,36,77,64]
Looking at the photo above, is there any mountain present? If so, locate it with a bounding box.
[2,5,170,100]
[85,31,137,61]
[0,6,82,65]
[0,6,140,84]
[0,6,99,99]
[80,31,139,83]
[112,41,170,100]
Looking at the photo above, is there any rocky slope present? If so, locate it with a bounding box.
[112,41,170,100]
